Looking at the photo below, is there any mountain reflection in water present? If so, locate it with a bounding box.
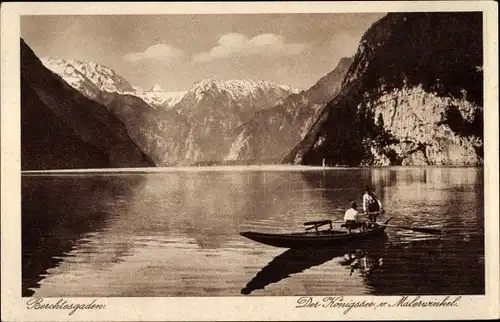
[22,175,146,296]
[22,167,483,296]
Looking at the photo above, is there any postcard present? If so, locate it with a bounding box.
[1,1,498,321]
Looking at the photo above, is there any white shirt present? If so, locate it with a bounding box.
[344,208,360,222]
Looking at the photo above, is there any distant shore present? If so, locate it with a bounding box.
[21,164,483,175]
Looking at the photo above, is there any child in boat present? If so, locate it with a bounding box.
[362,186,385,223]
[344,201,365,233]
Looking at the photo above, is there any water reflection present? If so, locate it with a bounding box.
[23,167,483,296]
[363,236,484,295]
[341,249,384,277]
[22,175,145,296]
[241,236,388,295]
[241,234,484,296]
[301,167,483,238]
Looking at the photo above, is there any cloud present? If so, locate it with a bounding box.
[192,33,308,63]
[123,43,184,63]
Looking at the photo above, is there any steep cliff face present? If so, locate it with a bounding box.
[286,12,483,166]
[21,39,155,170]
[225,57,353,163]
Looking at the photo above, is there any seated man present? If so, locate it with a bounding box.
[343,201,365,233]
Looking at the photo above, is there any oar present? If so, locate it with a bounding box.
[361,212,441,234]
[379,223,442,235]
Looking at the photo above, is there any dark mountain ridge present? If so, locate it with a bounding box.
[285,12,483,166]
[21,39,154,170]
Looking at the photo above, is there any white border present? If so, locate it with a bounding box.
[1,2,499,321]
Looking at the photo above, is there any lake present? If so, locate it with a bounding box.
[22,166,484,297]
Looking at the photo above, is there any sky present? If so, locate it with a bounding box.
[21,13,386,91]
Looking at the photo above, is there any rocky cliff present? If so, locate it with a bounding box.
[21,39,155,170]
[225,57,352,163]
[285,12,483,166]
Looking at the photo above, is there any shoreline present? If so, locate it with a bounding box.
[21,164,484,175]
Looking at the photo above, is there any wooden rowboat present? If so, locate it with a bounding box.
[240,220,389,249]
[240,215,443,249]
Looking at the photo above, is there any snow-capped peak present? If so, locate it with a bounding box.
[41,57,185,109]
[41,57,135,94]
[149,84,165,92]
[184,79,299,103]
[40,56,299,112]
[190,79,299,95]
[172,78,300,115]
[133,89,187,109]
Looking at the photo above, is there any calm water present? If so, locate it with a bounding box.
[22,167,484,297]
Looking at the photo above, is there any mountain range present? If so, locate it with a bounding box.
[38,57,306,165]
[38,54,351,166]
[21,40,154,170]
[21,12,483,169]
[41,58,186,109]
[136,79,301,165]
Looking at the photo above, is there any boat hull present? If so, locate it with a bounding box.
[240,227,387,248]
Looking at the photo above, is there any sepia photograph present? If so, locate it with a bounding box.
[1,1,498,321]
